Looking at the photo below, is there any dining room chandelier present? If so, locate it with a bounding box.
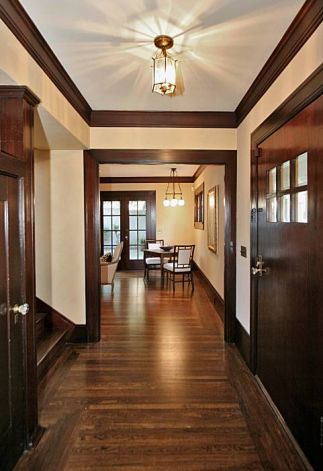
[152,35,177,95]
[163,168,185,207]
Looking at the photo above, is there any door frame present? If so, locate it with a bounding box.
[84,149,237,343]
[0,86,41,464]
[250,64,323,373]
[100,190,156,269]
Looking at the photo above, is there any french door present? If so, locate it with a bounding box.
[100,191,156,269]
[253,95,322,469]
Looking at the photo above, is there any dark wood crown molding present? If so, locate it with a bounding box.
[100,176,194,184]
[0,85,40,106]
[236,0,323,125]
[0,0,320,129]
[0,0,91,123]
[90,110,236,128]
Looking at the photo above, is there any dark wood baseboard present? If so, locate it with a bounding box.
[36,297,88,343]
[68,325,88,343]
[235,318,251,368]
[36,297,74,331]
[193,262,224,321]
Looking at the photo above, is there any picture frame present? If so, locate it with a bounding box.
[194,182,204,229]
[207,186,219,253]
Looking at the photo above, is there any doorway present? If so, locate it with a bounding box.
[84,149,237,343]
[100,191,156,270]
[251,93,322,468]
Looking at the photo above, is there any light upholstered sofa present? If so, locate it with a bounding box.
[100,242,123,285]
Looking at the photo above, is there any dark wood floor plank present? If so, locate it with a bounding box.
[15,271,306,470]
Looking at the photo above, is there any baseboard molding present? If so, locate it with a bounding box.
[36,297,74,331]
[193,262,224,321]
[68,325,88,343]
[235,318,251,368]
[36,297,87,343]
[255,375,312,470]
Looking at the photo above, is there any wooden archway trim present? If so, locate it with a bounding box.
[84,149,237,343]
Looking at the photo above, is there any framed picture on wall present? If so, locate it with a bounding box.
[207,186,219,253]
[194,183,204,229]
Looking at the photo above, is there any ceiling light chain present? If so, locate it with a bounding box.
[163,168,185,207]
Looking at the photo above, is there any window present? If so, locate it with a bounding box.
[102,200,121,254]
[194,183,204,229]
[266,152,308,224]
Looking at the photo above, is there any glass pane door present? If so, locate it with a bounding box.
[102,200,121,254]
[128,200,147,260]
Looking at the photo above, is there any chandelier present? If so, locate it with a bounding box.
[152,35,177,95]
[163,168,185,207]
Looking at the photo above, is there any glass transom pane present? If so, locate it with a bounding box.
[294,191,308,223]
[267,197,277,222]
[295,152,307,187]
[268,168,276,194]
[280,161,290,191]
[280,194,290,222]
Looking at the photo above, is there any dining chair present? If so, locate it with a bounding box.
[163,244,195,292]
[144,239,164,280]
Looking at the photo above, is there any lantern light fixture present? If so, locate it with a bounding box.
[152,35,177,95]
[163,168,185,207]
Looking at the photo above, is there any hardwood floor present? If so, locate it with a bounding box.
[16,272,308,470]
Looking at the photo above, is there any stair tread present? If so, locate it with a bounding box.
[37,328,70,365]
[35,312,48,323]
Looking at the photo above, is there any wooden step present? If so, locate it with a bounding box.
[37,328,71,381]
[35,312,49,344]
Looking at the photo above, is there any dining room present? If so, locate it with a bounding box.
[99,162,225,311]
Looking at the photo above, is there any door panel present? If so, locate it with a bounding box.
[0,174,26,469]
[256,96,323,469]
[101,191,156,270]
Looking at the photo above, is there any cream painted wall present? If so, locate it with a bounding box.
[193,166,225,299]
[0,20,89,149]
[91,127,236,150]
[34,150,86,324]
[236,24,323,333]
[100,182,194,246]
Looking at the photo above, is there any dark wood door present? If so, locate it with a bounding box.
[101,191,156,270]
[0,174,26,469]
[255,96,323,469]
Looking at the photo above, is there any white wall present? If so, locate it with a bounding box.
[193,166,225,299]
[100,182,194,246]
[236,24,323,333]
[34,150,86,324]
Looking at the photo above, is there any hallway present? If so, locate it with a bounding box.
[17,272,307,470]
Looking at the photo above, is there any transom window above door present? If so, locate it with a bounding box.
[266,152,308,223]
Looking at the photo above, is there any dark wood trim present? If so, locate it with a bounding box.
[236,0,323,124]
[250,63,323,372]
[85,149,236,343]
[100,176,194,184]
[0,0,91,123]
[193,165,207,181]
[235,319,251,368]
[36,297,74,332]
[92,149,236,165]
[91,110,236,128]
[68,325,88,343]
[84,150,100,342]
[0,86,40,106]
[194,183,204,230]
[193,262,224,321]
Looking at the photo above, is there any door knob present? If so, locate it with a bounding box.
[12,303,29,316]
[251,255,268,277]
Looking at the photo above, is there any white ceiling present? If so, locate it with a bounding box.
[99,164,199,177]
[20,0,304,111]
